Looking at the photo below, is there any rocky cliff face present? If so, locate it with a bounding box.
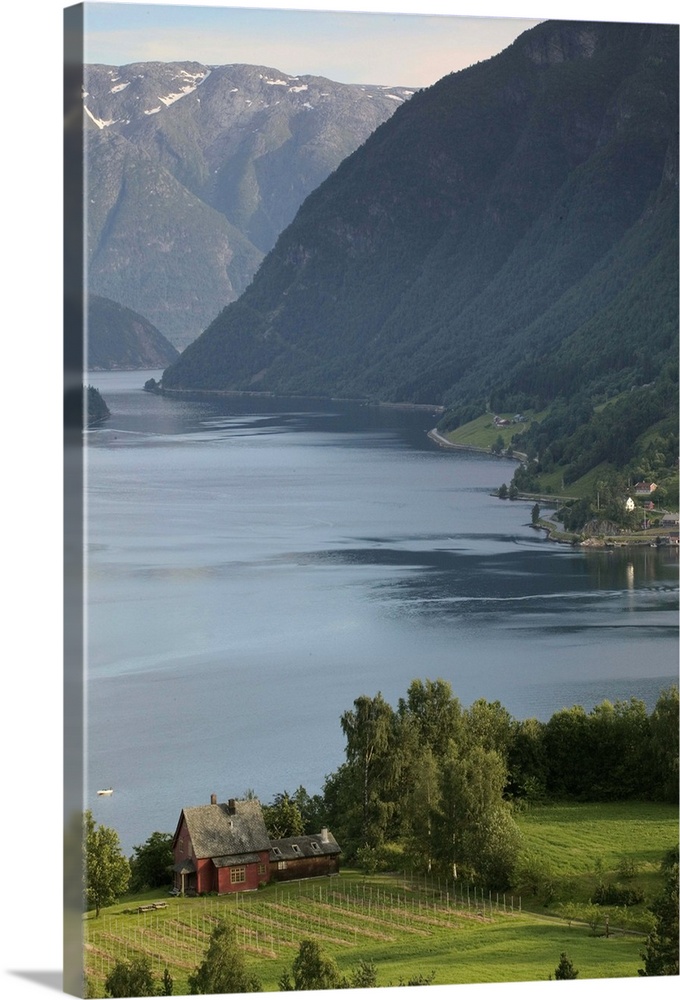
[84,62,414,348]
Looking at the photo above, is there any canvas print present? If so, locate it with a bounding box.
[65,1,678,996]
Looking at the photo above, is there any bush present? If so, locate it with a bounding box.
[616,857,641,880]
[592,882,645,907]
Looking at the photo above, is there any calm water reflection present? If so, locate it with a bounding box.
[85,372,678,850]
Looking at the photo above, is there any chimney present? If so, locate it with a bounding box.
[210,793,217,805]
[320,827,329,843]
[228,798,236,813]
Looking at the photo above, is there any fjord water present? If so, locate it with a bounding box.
[86,372,678,851]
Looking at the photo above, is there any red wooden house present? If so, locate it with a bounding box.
[172,796,271,895]
[172,795,341,894]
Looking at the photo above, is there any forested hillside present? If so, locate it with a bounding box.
[162,20,678,490]
[87,295,179,370]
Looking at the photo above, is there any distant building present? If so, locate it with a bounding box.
[634,482,658,495]
[660,513,679,528]
[172,796,340,895]
[625,497,635,512]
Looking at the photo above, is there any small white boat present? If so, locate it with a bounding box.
[97,788,113,796]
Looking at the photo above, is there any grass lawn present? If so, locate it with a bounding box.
[515,800,678,917]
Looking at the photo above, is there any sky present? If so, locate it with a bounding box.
[2,2,679,999]
[81,3,542,88]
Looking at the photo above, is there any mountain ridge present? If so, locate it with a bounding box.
[85,61,415,348]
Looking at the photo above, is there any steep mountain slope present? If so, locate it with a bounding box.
[84,62,414,347]
[162,20,677,442]
[87,295,180,370]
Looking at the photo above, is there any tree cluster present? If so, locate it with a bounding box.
[321,680,523,889]
[317,681,678,887]
[100,957,173,997]
[129,832,174,892]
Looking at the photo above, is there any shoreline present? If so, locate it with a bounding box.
[152,384,445,414]
[427,430,678,551]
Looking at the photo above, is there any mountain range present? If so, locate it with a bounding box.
[160,19,678,491]
[84,61,414,349]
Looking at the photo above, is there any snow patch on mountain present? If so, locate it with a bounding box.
[179,68,210,83]
[84,105,117,129]
[160,85,197,106]
[111,82,130,94]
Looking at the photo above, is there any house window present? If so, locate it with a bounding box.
[258,863,266,875]
[291,844,302,856]
[310,842,321,853]
[230,867,246,884]
[179,838,184,853]
[277,861,287,870]
[272,847,283,857]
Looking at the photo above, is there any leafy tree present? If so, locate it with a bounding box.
[321,761,364,853]
[344,960,378,989]
[397,678,462,759]
[129,832,173,891]
[554,952,579,980]
[356,843,382,877]
[543,705,589,797]
[291,785,327,833]
[401,744,441,872]
[160,968,174,997]
[104,956,161,997]
[340,692,398,846]
[462,698,514,762]
[531,502,540,524]
[506,717,547,801]
[497,483,509,499]
[279,939,341,991]
[649,686,679,802]
[263,792,305,839]
[188,920,262,994]
[513,850,556,903]
[85,811,131,917]
[639,861,679,976]
[434,742,521,888]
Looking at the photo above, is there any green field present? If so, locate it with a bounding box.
[85,872,647,995]
[516,801,678,913]
[84,801,677,995]
[443,411,542,452]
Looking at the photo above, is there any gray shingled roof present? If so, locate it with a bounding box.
[173,859,196,874]
[270,832,341,862]
[182,800,271,859]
